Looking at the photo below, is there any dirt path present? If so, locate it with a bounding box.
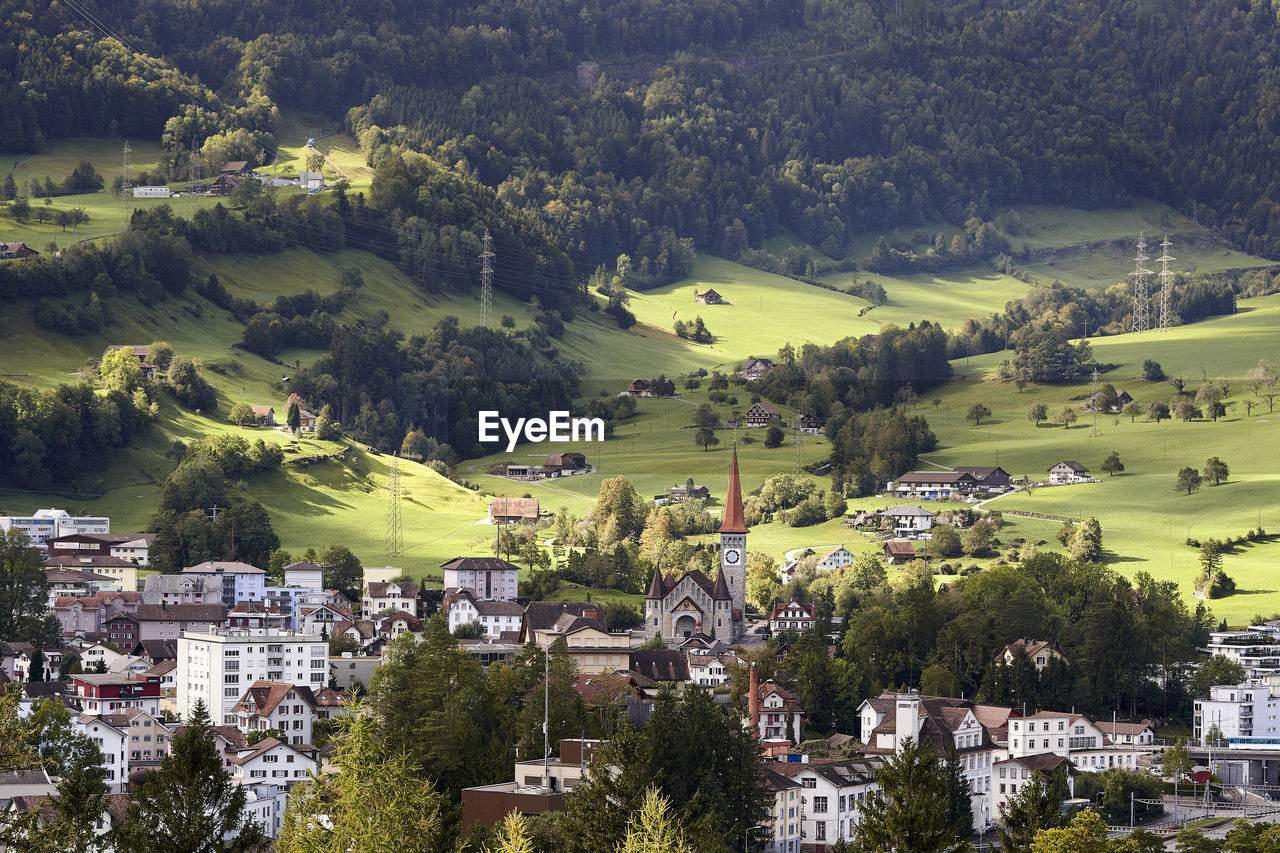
[305,143,347,181]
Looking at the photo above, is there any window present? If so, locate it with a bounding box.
[802,778,816,789]
[310,673,324,682]
[812,797,827,814]
[815,822,826,841]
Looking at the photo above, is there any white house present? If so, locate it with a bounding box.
[445,591,525,638]
[441,556,520,601]
[232,681,318,746]
[1047,460,1091,484]
[177,628,329,725]
[770,757,884,848]
[181,561,268,608]
[998,639,1069,673]
[132,185,172,198]
[688,652,738,688]
[298,171,323,191]
[282,562,326,592]
[231,738,318,788]
[1195,682,1280,744]
[108,534,157,567]
[74,713,130,793]
[750,680,804,743]
[362,581,418,617]
[815,545,854,572]
[0,509,109,544]
[298,603,353,636]
[885,505,935,537]
[1007,711,1144,773]
[768,599,816,634]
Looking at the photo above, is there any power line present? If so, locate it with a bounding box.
[480,228,494,328]
[1130,232,1151,334]
[1158,234,1175,332]
[385,452,404,557]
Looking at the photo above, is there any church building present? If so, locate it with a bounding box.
[645,449,747,642]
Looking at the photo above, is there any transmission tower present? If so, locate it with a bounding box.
[187,138,201,217]
[1089,366,1102,438]
[793,420,804,476]
[1130,232,1151,333]
[385,452,404,557]
[1158,234,1175,332]
[120,141,132,231]
[480,229,495,328]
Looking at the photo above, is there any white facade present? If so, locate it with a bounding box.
[283,566,325,592]
[182,562,268,607]
[330,654,380,692]
[0,509,109,544]
[886,506,935,537]
[177,629,329,725]
[1195,682,1280,744]
[1007,712,1141,773]
[233,683,317,746]
[75,715,130,793]
[110,536,155,567]
[785,759,883,849]
[362,581,419,617]
[123,708,173,764]
[815,545,854,571]
[1205,630,1280,679]
[446,596,524,638]
[232,739,318,788]
[132,185,172,198]
[1047,462,1090,484]
[688,653,736,687]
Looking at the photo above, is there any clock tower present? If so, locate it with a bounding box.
[718,448,748,635]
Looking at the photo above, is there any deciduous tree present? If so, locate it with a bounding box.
[1203,456,1229,485]
[1175,467,1203,495]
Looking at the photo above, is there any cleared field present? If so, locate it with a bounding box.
[922,295,1280,625]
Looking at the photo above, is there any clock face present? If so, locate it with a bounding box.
[724,548,741,565]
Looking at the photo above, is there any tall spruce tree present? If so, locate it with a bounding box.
[113,700,267,853]
[855,737,970,853]
[943,748,974,840]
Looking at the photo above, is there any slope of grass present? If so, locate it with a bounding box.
[922,295,1280,625]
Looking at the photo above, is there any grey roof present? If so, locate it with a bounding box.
[523,602,601,633]
[886,506,936,517]
[629,650,690,682]
[141,574,220,594]
[472,599,525,617]
[441,557,521,572]
[134,604,228,622]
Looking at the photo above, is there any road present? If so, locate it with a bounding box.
[304,143,347,182]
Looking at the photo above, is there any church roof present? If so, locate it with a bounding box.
[646,565,665,599]
[718,448,747,534]
[711,568,730,600]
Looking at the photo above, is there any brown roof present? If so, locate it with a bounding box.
[895,471,978,484]
[742,357,775,372]
[629,650,690,682]
[231,737,313,766]
[44,554,135,569]
[313,687,347,707]
[999,752,1077,776]
[718,448,748,534]
[768,600,815,621]
[441,556,521,573]
[1050,460,1089,473]
[54,591,142,609]
[44,567,117,583]
[489,497,540,519]
[1097,721,1152,737]
[232,680,317,716]
[884,540,916,557]
[145,660,176,677]
[366,581,418,598]
[221,161,249,173]
[182,560,265,574]
[522,602,601,634]
[746,400,780,417]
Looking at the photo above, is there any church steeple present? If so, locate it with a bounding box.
[646,563,665,599]
[718,448,747,534]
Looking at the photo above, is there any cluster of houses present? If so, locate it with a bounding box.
[127,160,327,200]
[887,460,1094,501]
[488,452,591,480]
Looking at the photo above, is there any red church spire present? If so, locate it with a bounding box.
[718,448,748,534]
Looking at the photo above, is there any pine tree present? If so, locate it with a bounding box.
[995,769,1067,853]
[277,700,447,853]
[286,400,301,435]
[28,648,43,683]
[943,748,974,841]
[114,700,267,853]
[28,760,110,850]
[855,737,966,853]
[486,811,535,853]
[615,787,694,853]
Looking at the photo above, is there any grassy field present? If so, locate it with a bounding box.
[919,295,1280,625]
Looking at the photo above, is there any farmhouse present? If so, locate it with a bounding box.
[544,452,588,473]
[886,506,935,537]
[489,497,540,525]
[953,466,1013,491]
[624,378,654,397]
[1047,460,1090,484]
[0,241,38,259]
[744,400,781,427]
[694,288,725,304]
[797,413,823,435]
[668,483,711,501]
[887,470,979,500]
[741,357,776,381]
[132,186,171,198]
[883,539,916,565]
[1112,390,1135,411]
[815,544,855,571]
[998,638,1069,672]
[220,160,254,177]
[103,344,158,379]
[285,394,317,431]
[249,406,276,426]
[298,170,323,190]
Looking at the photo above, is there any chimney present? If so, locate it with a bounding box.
[895,692,920,753]
[749,663,760,733]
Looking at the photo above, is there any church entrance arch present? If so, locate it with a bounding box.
[674,614,697,638]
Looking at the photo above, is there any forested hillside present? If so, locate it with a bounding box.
[10,0,1280,278]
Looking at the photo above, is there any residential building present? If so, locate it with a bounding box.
[629,650,691,684]
[444,590,525,639]
[519,602,603,644]
[815,544,855,572]
[489,497,540,525]
[141,573,223,605]
[761,767,803,853]
[796,413,823,435]
[768,599,816,634]
[329,653,380,691]
[107,534,157,568]
[666,482,711,501]
[249,406,275,424]
[228,603,290,630]
[885,506,936,537]
[363,580,419,617]
[132,185,172,198]
[442,556,520,601]
[750,680,804,743]
[887,471,980,500]
[992,754,1078,819]
[182,561,268,607]
[299,603,353,636]
[998,639,1070,672]
[54,591,142,636]
[111,603,228,643]
[103,345,158,378]
[230,737,318,788]
[769,757,885,849]
[120,708,173,766]
[282,561,326,591]
[688,652,738,687]
[0,241,40,259]
[1194,682,1280,744]
[44,553,138,594]
[285,394,317,432]
[177,628,329,725]
[71,672,163,715]
[1047,460,1091,484]
[742,357,777,381]
[744,400,781,427]
[553,619,632,675]
[1204,629,1280,679]
[544,452,588,474]
[1007,712,1143,772]
[232,681,318,746]
[1096,721,1155,747]
[694,287,724,304]
[0,509,109,544]
[74,714,130,793]
[624,378,654,397]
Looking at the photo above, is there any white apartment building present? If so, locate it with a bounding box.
[0,509,109,544]
[232,680,318,746]
[762,768,803,853]
[1204,630,1280,679]
[445,592,524,638]
[182,561,267,608]
[109,535,156,567]
[75,713,130,793]
[363,580,419,617]
[773,757,884,848]
[177,628,329,725]
[1195,682,1280,744]
[441,556,520,601]
[282,563,325,592]
[231,738,318,788]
